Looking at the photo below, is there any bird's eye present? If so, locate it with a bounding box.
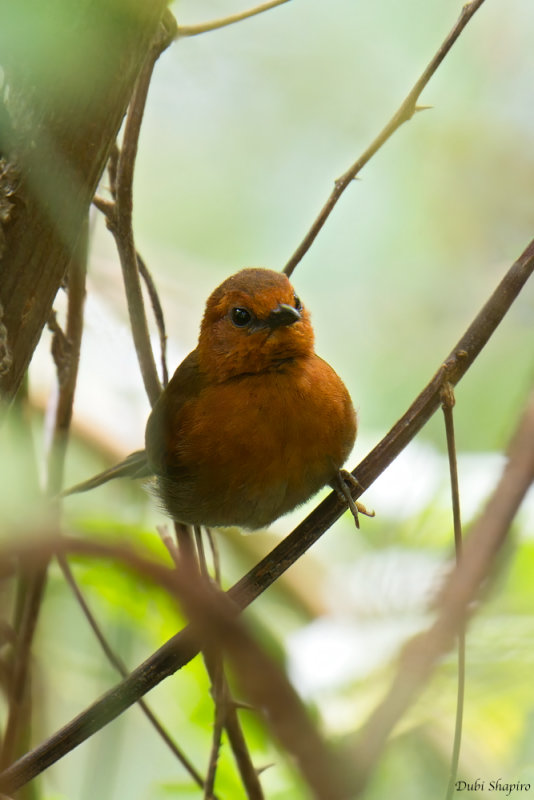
[294,294,302,312]
[230,307,252,327]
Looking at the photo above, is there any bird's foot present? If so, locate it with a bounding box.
[334,469,375,529]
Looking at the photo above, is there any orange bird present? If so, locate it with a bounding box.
[66,268,368,529]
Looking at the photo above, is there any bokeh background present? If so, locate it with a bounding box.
[2,0,534,797]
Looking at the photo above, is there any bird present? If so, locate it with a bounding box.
[64,268,369,530]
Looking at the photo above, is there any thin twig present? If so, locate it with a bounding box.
[173,522,197,565]
[170,528,265,800]
[107,141,120,200]
[223,701,265,800]
[194,525,209,576]
[0,237,532,792]
[194,526,265,800]
[136,252,169,387]
[164,531,224,799]
[0,569,47,770]
[204,657,225,800]
[441,384,465,800]
[441,384,463,563]
[205,529,221,590]
[0,385,42,775]
[176,0,290,37]
[283,0,487,276]
[110,14,176,405]
[113,47,164,406]
[93,22,170,400]
[47,223,88,495]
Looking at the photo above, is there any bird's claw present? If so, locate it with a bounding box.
[334,469,375,529]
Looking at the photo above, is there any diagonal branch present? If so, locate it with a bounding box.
[0,536,353,800]
[0,236,532,793]
[283,0,487,276]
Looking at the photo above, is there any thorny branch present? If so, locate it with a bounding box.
[283,0,488,276]
[0,236,532,794]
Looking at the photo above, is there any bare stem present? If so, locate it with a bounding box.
[114,48,163,406]
[195,526,265,800]
[136,252,169,387]
[283,0,487,276]
[441,385,465,800]
[111,14,176,405]
[47,221,88,495]
[168,528,264,799]
[0,569,47,770]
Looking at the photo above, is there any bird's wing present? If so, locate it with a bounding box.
[63,349,205,497]
[145,349,206,474]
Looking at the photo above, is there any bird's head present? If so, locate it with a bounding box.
[197,268,314,381]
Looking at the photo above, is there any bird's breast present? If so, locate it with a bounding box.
[150,355,356,529]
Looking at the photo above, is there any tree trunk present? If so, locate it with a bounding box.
[0,0,168,406]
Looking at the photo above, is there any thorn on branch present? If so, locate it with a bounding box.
[256,763,275,776]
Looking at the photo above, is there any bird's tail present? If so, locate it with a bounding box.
[61,450,151,497]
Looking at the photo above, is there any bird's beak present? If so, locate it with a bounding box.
[266,303,301,330]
